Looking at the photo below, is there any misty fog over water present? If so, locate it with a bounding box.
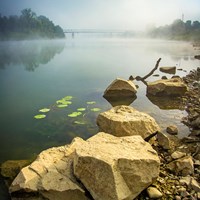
[0,36,200,162]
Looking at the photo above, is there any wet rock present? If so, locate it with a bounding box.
[171,151,186,160]
[97,105,160,139]
[147,78,188,96]
[194,55,200,60]
[74,132,160,200]
[103,78,137,97]
[161,76,168,79]
[167,156,194,176]
[157,132,171,150]
[1,160,31,180]
[147,187,163,199]
[166,125,178,135]
[10,138,89,200]
[160,66,176,74]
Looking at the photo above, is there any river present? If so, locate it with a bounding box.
[0,37,199,163]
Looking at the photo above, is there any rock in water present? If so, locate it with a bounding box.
[159,66,176,74]
[9,138,89,200]
[147,78,187,96]
[166,125,178,135]
[103,78,137,97]
[74,132,160,200]
[97,105,160,139]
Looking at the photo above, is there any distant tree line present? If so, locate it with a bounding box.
[0,8,65,40]
[148,19,200,41]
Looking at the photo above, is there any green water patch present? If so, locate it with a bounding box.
[74,120,85,125]
[56,104,68,108]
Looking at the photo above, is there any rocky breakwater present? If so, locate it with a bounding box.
[10,132,160,200]
[97,105,160,139]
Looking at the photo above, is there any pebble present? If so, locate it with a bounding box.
[166,125,178,135]
[147,187,163,199]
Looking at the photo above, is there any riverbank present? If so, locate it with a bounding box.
[1,68,200,200]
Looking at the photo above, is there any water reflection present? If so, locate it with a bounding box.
[0,40,65,71]
[104,95,137,107]
[147,94,184,110]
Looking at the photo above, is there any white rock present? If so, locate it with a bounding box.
[97,105,160,139]
[74,132,160,200]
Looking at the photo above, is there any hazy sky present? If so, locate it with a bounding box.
[0,0,199,30]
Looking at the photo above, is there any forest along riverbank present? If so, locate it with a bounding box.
[1,68,200,200]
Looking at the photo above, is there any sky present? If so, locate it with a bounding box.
[0,0,199,30]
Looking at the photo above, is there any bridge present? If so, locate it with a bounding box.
[63,29,135,38]
[63,29,132,34]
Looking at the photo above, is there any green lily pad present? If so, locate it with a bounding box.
[34,114,46,119]
[56,99,72,105]
[87,101,96,105]
[68,112,82,117]
[63,96,73,100]
[77,108,86,111]
[74,121,85,125]
[39,108,50,113]
[91,108,101,112]
[57,104,68,108]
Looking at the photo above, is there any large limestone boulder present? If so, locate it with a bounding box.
[97,105,160,139]
[103,78,137,97]
[74,132,160,200]
[147,78,188,96]
[9,138,89,200]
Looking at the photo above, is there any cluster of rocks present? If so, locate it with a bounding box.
[1,66,200,200]
[182,67,200,138]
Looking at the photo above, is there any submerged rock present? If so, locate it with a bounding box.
[97,105,160,139]
[147,78,188,96]
[74,132,160,200]
[159,66,176,74]
[103,78,137,97]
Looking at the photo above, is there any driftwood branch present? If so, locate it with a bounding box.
[135,58,162,84]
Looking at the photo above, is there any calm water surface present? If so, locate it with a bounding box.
[0,37,200,163]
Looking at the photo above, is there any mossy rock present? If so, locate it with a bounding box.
[0,160,31,180]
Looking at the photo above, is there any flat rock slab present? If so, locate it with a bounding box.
[147,78,188,96]
[97,105,160,139]
[104,78,137,97]
[74,132,160,200]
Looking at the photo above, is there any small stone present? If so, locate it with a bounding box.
[178,187,186,193]
[166,125,178,135]
[171,151,186,160]
[197,192,200,199]
[180,190,190,197]
[175,195,182,200]
[161,76,168,79]
[191,178,200,192]
[157,132,171,150]
[147,187,163,199]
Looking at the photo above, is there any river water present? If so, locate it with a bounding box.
[0,37,199,163]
